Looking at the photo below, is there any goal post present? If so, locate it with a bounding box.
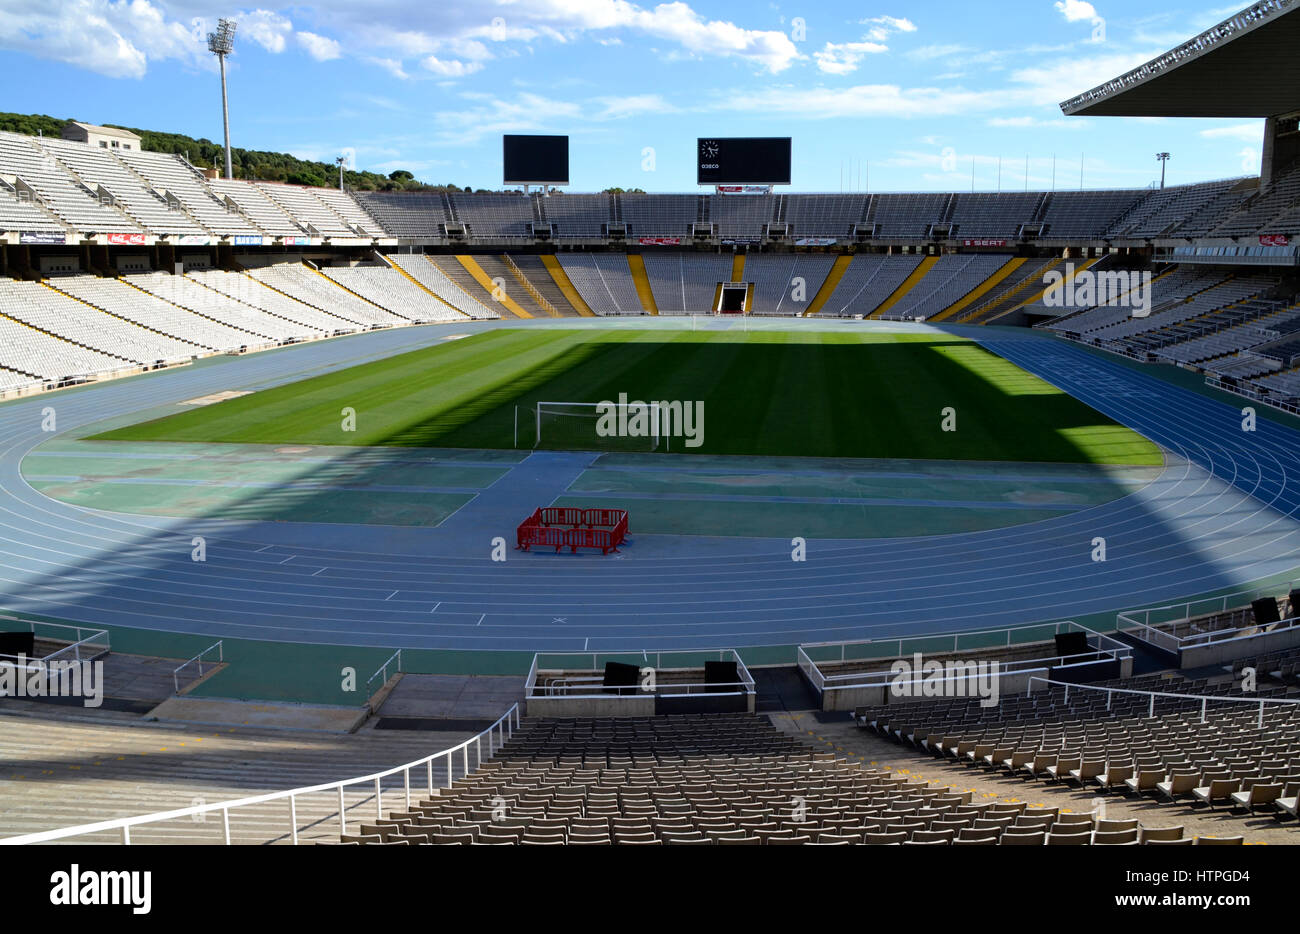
[534,401,663,452]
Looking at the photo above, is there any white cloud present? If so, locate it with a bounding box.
[238,10,293,54]
[988,115,1085,129]
[592,93,676,118]
[366,56,409,79]
[716,83,1008,119]
[297,31,341,61]
[907,43,970,61]
[0,0,204,79]
[814,40,888,75]
[1055,0,1098,23]
[1010,50,1161,106]
[860,15,917,42]
[1200,122,1263,142]
[421,55,484,76]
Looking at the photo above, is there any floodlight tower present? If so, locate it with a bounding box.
[1156,152,1170,189]
[336,155,347,191]
[207,18,237,180]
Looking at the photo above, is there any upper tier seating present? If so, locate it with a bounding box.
[115,149,260,236]
[208,179,304,237]
[354,192,446,238]
[256,183,354,238]
[0,131,140,233]
[33,136,206,236]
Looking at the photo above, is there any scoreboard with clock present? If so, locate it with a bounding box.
[697,137,791,185]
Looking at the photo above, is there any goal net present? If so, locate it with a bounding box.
[533,401,662,452]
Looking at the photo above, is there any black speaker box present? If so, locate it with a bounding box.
[1054,632,1089,657]
[603,661,640,695]
[1252,597,1281,626]
[0,632,35,658]
[704,660,739,688]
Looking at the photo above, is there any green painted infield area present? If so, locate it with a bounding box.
[90,328,1162,466]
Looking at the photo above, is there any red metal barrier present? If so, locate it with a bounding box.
[539,506,584,528]
[517,525,567,552]
[517,506,629,554]
[582,508,626,528]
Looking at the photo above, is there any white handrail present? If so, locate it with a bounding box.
[0,615,110,666]
[364,648,402,702]
[800,620,1127,695]
[526,648,754,699]
[172,640,223,694]
[0,703,521,845]
[1026,676,1300,729]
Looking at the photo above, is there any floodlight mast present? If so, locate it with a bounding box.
[1156,152,1171,189]
[207,18,237,180]
[336,155,347,191]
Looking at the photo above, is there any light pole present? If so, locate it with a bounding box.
[336,155,347,191]
[207,19,237,180]
[1156,152,1170,189]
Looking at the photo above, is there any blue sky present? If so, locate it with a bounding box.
[0,0,1269,192]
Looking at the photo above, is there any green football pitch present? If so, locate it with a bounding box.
[90,328,1162,465]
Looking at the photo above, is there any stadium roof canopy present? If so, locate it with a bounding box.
[1059,0,1300,118]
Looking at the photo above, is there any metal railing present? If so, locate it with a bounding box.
[1026,676,1300,729]
[525,648,755,699]
[0,616,110,668]
[364,649,402,704]
[172,640,222,694]
[1117,583,1297,653]
[0,703,521,845]
[798,620,1129,695]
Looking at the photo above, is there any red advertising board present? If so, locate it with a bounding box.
[107,233,146,245]
[1259,234,1290,246]
[638,237,681,245]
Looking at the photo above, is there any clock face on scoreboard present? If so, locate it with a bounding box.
[701,140,720,159]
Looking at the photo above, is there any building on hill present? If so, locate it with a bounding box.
[60,121,140,151]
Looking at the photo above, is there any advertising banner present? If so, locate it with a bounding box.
[107,232,146,245]
[963,238,1008,247]
[794,237,837,246]
[19,231,66,245]
[638,237,681,245]
[1260,234,1290,247]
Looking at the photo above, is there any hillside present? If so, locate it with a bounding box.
[0,111,482,193]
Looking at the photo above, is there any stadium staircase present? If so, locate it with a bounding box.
[729,253,746,284]
[425,257,513,317]
[804,255,853,316]
[957,257,1060,324]
[451,255,531,318]
[870,255,937,318]
[626,255,659,315]
[928,257,1023,322]
[539,255,597,316]
[381,254,480,319]
[476,255,556,317]
[506,255,581,316]
[997,256,1106,325]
